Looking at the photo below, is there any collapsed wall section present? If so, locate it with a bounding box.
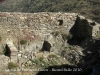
[70,16,93,41]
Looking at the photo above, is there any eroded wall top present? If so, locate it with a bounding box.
[0,12,79,42]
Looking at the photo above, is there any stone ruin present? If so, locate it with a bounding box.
[0,12,100,69]
[5,39,18,62]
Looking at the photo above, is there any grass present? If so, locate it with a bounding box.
[8,62,18,69]
[52,31,60,36]
[31,57,49,68]
[20,39,27,45]
[39,57,49,68]
[50,59,58,66]
[31,56,59,68]
[0,36,2,42]
[32,59,39,65]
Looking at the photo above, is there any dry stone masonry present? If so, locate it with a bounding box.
[0,12,100,70]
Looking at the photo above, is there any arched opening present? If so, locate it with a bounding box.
[4,44,11,57]
[58,20,63,25]
[41,41,51,52]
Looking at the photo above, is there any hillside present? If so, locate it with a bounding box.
[0,0,100,23]
[0,0,100,75]
[0,12,100,75]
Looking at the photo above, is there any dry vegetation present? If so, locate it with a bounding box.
[0,0,100,23]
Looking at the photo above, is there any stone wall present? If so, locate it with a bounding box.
[0,12,99,42]
[0,12,100,70]
[0,12,79,51]
[0,12,78,40]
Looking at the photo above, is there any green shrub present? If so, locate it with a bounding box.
[66,33,73,40]
[39,57,44,61]
[41,61,48,68]
[39,57,48,68]
[0,36,2,41]
[62,33,73,40]
[8,62,18,69]
[20,39,27,45]
[52,31,60,36]
[0,45,6,55]
[33,59,39,65]
[50,59,57,66]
